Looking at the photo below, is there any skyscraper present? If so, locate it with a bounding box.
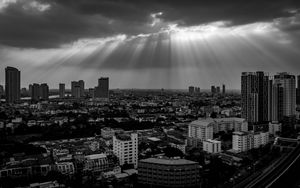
[222,84,225,94]
[78,80,85,97]
[40,83,49,100]
[5,66,20,103]
[241,72,270,124]
[273,73,296,118]
[216,86,221,93]
[94,77,109,99]
[59,83,65,98]
[31,83,40,101]
[188,86,195,94]
[296,75,300,105]
[211,86,216,94]
[71,80,84,98]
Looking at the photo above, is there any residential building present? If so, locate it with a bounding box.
[113,132,138,168]
[241,72,270,123]
[232,131,269,152]
[203,139,221,153]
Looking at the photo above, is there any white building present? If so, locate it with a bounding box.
[203,139,222,153]
[268,122,282,136]
[188,119,214,141]
[113,132,138,168]
[188,119,214,148]
[232,131,269,152]
[213,118,248,133]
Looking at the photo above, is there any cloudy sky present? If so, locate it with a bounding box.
[1,0,300,89]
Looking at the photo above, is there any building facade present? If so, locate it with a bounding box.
[5,66,20,103]
[203,139,221,153]
[113,132,138,168]
[138,158,200,188]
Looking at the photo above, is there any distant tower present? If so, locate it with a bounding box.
[222,84,225,94]
[78,80,85,97]
[71,80,84,98]
[5,66,20,103]
[31,83,40,101]
[40,83,49,100]
[211,86,216,94]
[59,83,65,98]
[216,86,220,93]
[188,86,195,94]
[95,77,109,99]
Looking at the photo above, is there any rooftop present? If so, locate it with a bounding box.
[139,157,198,165]
[85,153,107,160]
[190,118,215,127]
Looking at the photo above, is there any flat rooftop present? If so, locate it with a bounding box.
[139,158,198,165]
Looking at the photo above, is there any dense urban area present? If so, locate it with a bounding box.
[1,68,300,188]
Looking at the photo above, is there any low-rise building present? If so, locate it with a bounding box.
[203,139,222,153]
[138,157,200,187]
[232,131,269,152]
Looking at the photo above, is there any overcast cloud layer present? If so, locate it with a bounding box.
[0,0,299,48]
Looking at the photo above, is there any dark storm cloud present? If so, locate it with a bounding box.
[1,0,300,48]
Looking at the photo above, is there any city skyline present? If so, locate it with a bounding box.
[0,1,300,89]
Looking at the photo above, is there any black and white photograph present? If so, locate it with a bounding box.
[0,0,300,187]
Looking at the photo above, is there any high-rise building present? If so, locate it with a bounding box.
[59,83,65,98]
[273,73,296,118]
[113,132,138,168]
[5,66,20,103]
[271,83,284,122]
[78,80,85,97]
[188,86,195,94]
[94,77,109,99]
[71,80,84,98]
[211,86,216,94]
[296,75,300,105]
[29,84,33,97]
[31,83,40,101]
[241,72,270,123]
[40,83,49,100]
[222,84,225,94]
[0,85,4,97]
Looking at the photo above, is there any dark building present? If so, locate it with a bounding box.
[222,84,225,94]
[216,86,221,93]
[31,83,40,101]
[71,80,84,98]
[211,86,216,94]
[59,83,65,98]
[297,75,300,105]
[188,86,195,94]
[241,72,270,124]
[94,77,109,99]
[40,83,49,100]
[5,67,20,103]
[138,158,200,188]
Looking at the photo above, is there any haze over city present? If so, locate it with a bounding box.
[1,0,300,89]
